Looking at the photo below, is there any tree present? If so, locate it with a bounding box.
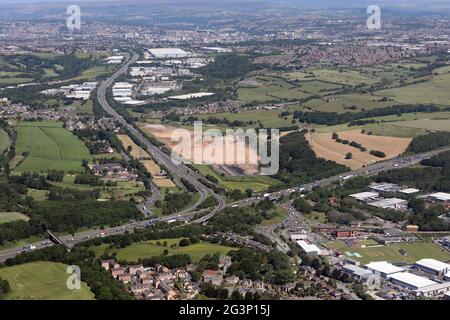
[293,198,313,214]
[127,145,133,152]
[179,239,191,247]
[345,152,353,160]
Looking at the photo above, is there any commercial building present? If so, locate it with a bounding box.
[296,240,321,257]
[148,48,189,59]
[428,192,450,209]
[399,188,420,195]
[368,198,408,210]
[415,282,450,298]
[342,264,373,280]
[414,259,450,276]
[365,261,404,277]
[389,272,436,290]
[369,182,400,193]
[167,92,214,100]
[333,228,358,238]
[349,192,379,202]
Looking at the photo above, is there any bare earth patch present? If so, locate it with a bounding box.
[306,130,411,170]
[117,134,150,159]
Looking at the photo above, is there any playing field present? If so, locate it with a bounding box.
[94,238,236,262]
[0,261,95,300]
[325,241,450,264]
[306,130,411,170]
[0,212,29,224]
[14,121,92,173]
[0,128,10,153]
[117,134,150,158]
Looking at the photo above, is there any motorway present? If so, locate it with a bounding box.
[1,52,450,262]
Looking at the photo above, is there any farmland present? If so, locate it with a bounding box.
[325,241,450,265]
[0,262,95,300]
[306,130,411,170]
[0,212,29,224]
[0,128,10,153]
[93,238,236,262]
[13,121,92,173]
[117,134,150,158]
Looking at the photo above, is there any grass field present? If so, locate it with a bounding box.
[0,128,10,153]
[0,212,29,224]
[194,164,279,192]
[14,121,92,173]
[309,68,378,86]
[325,241,450,264]
[69,65,115,82]
[93,238,236,262]
[0,262,95,300]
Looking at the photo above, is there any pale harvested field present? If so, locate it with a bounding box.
[306,130,411,170]
[153,178,176,188]
[141,159,161,176]
[117,135,150,158]
[395,119,450,132]
[140,124,260,175]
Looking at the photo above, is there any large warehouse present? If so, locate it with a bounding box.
[365,261,405,277]
[148,48,190,59]
[414,259,450,276]
[389,272,436,290]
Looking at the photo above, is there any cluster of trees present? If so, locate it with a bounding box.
[332,133,367,153]
[275,131,349,186]
[407,131,450,153]
[369,150,386,158]
[292,104,439,126]
[0,277,11,299]
[199,53,264,80]
[27,200,143,234]
[156,192,194,215]
[226,248,294,285]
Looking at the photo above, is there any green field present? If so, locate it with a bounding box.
[0,212,29,224]
[94,238,236,262]
[0,128,10,153]
[325,241,450,264]
[0,262,95,300]
[194,164,279,192]
[309,68,378,86]
[14,121,92,173]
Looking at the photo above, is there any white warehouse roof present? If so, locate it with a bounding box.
[400,188,420,194]
[296,240,321,254]
[389,272,436,289]
[428,192,450,201]
[368,198,408,209]
[415,259,450,273]
[365,261,405,275]
[349,192,379,201]
[148,48,189,58]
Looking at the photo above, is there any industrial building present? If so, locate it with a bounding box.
[368,198,408,210]
[369,182,400,193]
[365,261,404,277]
[389,272,436,290]
[399,188,420,195]
[342,264,373,280]
[296,240,321,257]
[349,192,379,202]
[414,259,450,276]
[415,282,450,298]
[148,48,189,59]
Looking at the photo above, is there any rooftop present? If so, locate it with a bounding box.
[365,261,405,275]
[428,192,450,201]
[296,240,321,254]
[415,259,450,272]
[390,272,436,289]
[400,188,420,194]
[368,198,408,209]
[349,192,379,201]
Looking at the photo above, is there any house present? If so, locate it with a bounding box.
[128,264,144,275]
[117,273,132,284]
[202,270,223,287]
[111,267,126,277]
[328,196,338,207]
[219,255,232,271]
[405,225,419,233]
[225,275,239,285]
[100,259,119,270]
